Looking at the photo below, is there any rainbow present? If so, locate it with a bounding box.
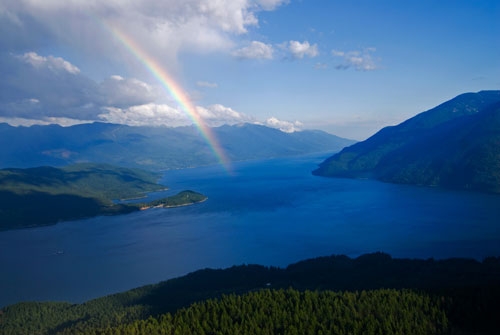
[105,24,232,172]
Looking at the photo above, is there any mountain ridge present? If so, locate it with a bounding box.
[313,90,500,193]
[0,122,355,170]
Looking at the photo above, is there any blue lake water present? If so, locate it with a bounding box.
[1,153,500,307]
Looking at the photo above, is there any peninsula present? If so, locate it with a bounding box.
[138,190,207,210]
[0,164,207,231]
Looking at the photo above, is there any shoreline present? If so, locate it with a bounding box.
[139,196,208,211]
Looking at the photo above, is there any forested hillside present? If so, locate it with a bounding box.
[0,164,205,230]
[313,90,500,193]
[0,163,163,200]
[1,253,499,334]
[74,289,448,335]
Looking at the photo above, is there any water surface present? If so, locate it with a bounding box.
[1,154,499,307]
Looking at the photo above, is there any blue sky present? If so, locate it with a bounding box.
[0,0,498,139]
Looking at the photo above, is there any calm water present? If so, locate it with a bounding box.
[1,153,500,307]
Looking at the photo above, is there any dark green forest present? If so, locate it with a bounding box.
[0,163,164,200]
[138,190,207,209]
[54,289,448,335]
[0,164,206,231]
[1,253,499,334]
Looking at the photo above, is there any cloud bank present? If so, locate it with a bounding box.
[0,1,319,133]
[0,52,301,132]
[0,0,289,70]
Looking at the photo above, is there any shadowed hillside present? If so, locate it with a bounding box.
[0,164,206,231]
[313,91,500,193]
[1,252,499,334]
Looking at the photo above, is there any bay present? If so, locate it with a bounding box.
[1,153,500,307]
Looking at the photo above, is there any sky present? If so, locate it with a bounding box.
[0,0,499,140]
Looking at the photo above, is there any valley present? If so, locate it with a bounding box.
[1,154,499,311]
[1,94,499,334]
[2,1,498,333]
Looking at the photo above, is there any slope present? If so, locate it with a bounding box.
[1,252,499,334]
[0,164,206,231]
[313,90,500,193]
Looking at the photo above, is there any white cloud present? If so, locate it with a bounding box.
[0,51,306,132]
[288,40,318,59]
[196,104,255,126]
[255,0,290,11]
[2,1,308,131]
[2,0,289,68]
[0,52,162,122]
[19,52,80,74]
[98,103,302,132]
[99,102,256,128]
[264,117,303,133]
[332,48,380,71]
[232,41,274,59]
[99,75,160,108]
[100,104,191,127]
[0,116,93,127]
[197,81,218,88]
[0,52,99,120]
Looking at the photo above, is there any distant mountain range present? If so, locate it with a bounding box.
[313,90,500,193]
[0,123,354,170]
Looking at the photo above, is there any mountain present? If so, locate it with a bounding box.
[313,90,500,193]
[0,123,355,170]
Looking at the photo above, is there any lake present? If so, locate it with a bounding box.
[1,153,500,307]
